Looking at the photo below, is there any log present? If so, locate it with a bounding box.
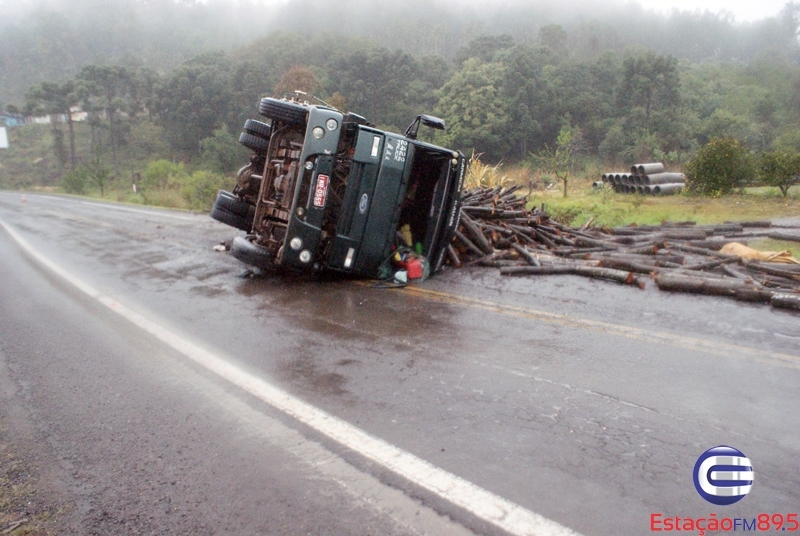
[720,264,753,280]
[500,265,644,287]
[662,229,709,241]
[771,293,800,311]
[597,258,656,274]
[742,260,800,281]
[453,229,485,257]
[734,288,775,303]
[687,238,746,251]
[512,243,541,266]
[666,243,739,259]
[446,244,461,267]
[685,257,740,271]
[461,212,494,255]
[654,273,763,297]
[461,206,529,219]
[767,231,800,244]
[725,220,772,228]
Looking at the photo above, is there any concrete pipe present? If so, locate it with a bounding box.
[636,163,665,175]
[636,185,645,194]
[653,183,684,195]
[593,181,604,189]
[642,172,686,185]
[644,185,654,195]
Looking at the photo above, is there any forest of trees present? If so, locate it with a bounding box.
[3,0,800,185]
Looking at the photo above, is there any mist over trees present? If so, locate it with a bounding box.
[3,0,800,178]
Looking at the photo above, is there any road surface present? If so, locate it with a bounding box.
[0,192,798,535]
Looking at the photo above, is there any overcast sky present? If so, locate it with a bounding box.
[631,0,788,22]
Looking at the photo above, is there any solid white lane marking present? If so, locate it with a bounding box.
[0,221,581,536]
[79,201,197,221]
[0,192,196,221]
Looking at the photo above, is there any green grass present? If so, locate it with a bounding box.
[528,176,800,228]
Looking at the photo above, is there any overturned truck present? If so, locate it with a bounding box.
[212,93,465,278]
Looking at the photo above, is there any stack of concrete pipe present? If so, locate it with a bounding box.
[599,162,685,195]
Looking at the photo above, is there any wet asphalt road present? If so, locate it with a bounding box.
[0,192,798,536]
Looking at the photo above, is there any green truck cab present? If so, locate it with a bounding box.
[212,94,464,278]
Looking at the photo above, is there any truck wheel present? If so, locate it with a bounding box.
[213,190,251,217]
[239,132,269,155]
[243,119,271,139]
[211,190,254,231]
[231,236,274,270]
[211,204,254,232]
[259,98,307,126]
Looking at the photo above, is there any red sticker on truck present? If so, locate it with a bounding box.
[313,174,329,207]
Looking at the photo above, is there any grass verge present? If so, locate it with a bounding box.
[527,178,800,228]
[0,423,59,535]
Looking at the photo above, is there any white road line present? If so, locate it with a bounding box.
[0,220,581,536]
[79,201,197,221]
[0,192,197,221]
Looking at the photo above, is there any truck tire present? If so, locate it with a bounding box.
[211,190,254,231]
[211,205,251,231]
[243,119,271,139]
[259,97,307,126]
[213,190,251,217]
[239,132,269,155]
[231,236,274,270]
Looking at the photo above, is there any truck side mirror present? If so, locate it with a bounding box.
[404,114,446,140]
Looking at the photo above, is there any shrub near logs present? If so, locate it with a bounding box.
[448,185,800,313]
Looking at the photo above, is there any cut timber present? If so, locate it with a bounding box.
[771,293,800,311]
[654,273,769,300]
[500,265,644,287]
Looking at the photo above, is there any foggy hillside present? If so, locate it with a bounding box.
[1,0,798,107]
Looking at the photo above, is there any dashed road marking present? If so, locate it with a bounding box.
[400,286,800,369]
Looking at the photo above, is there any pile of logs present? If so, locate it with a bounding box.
[599,162,686,195]
[447,185,800,312]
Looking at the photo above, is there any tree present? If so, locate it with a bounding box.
[77,64,134,175]
[532,128,578,197]
[199,125,248,174]
[539,24,567,53]
[153,53,233,155]
[434,58,511,161]
[619,51,680,129]
[759,149,800,197]
[273,66,321,97]
[685,137,755,195]
[454,34,515,66]
[24,80,80,168]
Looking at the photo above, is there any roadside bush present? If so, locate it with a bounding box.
[685,137,754,195]
[61,166,88,194]
[758,149,800,197]
[141,160,189,193]
[181,170,228,210]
